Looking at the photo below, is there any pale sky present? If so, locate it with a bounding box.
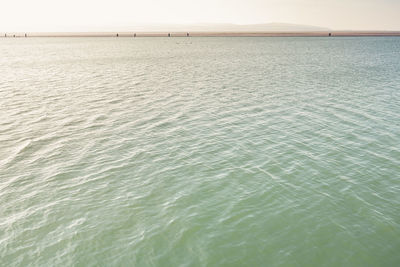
[1,0,400,31]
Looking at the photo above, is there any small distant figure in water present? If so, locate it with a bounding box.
[134,33,136,38]
[329,33,332,37]
[4,33,6,37]
[168,33,171,37]
[13,34,16,37]
[25,33,27,37]
[186,32,189,37]
[116,33,119,37]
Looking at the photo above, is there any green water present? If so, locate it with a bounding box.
[1,37,399,266]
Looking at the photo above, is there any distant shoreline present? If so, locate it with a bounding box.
[2,31,400,37]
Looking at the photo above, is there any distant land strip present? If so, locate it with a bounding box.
[2,31,400,37]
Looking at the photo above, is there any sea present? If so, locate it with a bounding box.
[1,37,399,266]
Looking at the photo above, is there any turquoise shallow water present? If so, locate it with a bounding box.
[0,37,400,266]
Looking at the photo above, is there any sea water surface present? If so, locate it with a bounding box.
[0,37,399,266]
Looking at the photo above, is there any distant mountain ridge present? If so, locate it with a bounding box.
[3,23,331,33]
[121,23,331,32]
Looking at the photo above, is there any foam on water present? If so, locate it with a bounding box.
[1,37,400,266]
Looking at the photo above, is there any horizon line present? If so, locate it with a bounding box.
[2,31,400,38]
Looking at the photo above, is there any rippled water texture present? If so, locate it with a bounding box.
[1,37,400,266]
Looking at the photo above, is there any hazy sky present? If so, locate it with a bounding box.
[1,0,400,31]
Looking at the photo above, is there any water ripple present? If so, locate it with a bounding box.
[1,37,400,266]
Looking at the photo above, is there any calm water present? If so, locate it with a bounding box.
[1,37,399,266]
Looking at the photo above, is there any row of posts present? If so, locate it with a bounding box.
[3,32,334,38]
[2,33,182,37]
[2,33,189,38]
[2,33,180,38]
[116,33,190,37]
[4,33,27,37]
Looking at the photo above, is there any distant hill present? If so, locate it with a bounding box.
[122,23,331,32]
